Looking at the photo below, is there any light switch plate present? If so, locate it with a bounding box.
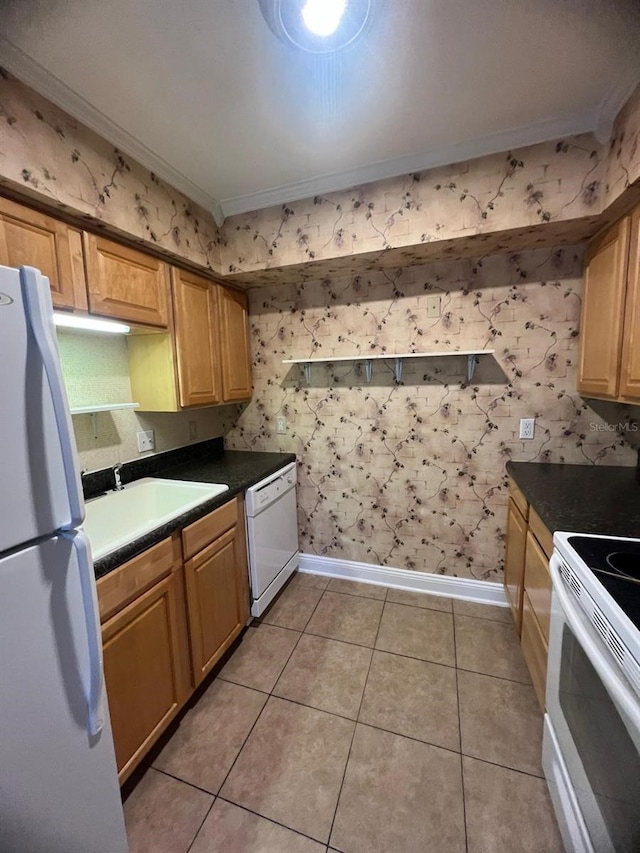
[426,295,441,318]
[137,429,155,453]
[276,416,287,434]
[519,418,535,440]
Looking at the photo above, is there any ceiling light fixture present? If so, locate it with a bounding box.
[258,0,372,54]
[53,313,131,334]
[301,0,347,36]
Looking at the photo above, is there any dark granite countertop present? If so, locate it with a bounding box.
[91,439,295,579]
[506,461,640,538]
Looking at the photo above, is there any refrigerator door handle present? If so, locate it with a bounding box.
[62,529,106,737]
[20,265,84,528]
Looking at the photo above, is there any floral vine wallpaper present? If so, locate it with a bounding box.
[1,72,640,582]
[222,138,607,281]
[0,72,224,272]
[225,246,636,580]
[0,72,638,290]
[605,82,640,206]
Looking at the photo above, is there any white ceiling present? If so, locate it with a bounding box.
[1,0,640,223]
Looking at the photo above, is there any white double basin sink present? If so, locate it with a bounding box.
[84,477,229,560]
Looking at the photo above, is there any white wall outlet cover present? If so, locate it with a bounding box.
[519,418,535,440]
[276,416,287,434]
[188,420,198,440]
[137,429,155,452]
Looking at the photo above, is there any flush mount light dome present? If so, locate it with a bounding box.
[258,0,372,53]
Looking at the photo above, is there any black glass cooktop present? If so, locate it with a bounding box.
[568,536,640,631]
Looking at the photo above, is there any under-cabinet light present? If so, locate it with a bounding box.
[53,313,130,334]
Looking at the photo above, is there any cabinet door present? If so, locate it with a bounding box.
[0,196,87,311]
[172,268,222,407]
[619,206,640,400]
[84,233,169,327]
[219,286,252,401]
[577,216,630,399]
[504,498,527,634]
[184,525,247,685]
[102,570,190,783]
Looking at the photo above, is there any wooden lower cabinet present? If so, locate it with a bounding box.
[184,519,249,686]
[504,476,553,709]
[521,591,548,709]
[101,566,191,783]
[97,497,251,783]
[504,498,527,633]
[523,529,552,642]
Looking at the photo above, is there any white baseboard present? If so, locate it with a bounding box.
[298,552,508,607]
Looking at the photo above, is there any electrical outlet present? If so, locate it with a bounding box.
[519,418,535,440]
[426,295,441,318]
[276,416,287,434]
[137,429,155,453]
[188,420,198,440]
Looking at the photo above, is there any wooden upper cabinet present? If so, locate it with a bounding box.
[172,268,222,407]
[619,206,640,401]
[84,233,169,327]
[0,196,87,311]
[219,286,252,401]
[577,215,630,399]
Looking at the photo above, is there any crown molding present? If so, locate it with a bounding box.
[594,65,640,144]
[0,37,225,226]
[220,108,599,217]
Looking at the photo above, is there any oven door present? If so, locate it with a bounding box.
[545,554,640,853]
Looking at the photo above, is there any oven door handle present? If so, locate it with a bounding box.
[549,553,640,732]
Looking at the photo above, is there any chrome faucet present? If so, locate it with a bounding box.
[113,463,124,491]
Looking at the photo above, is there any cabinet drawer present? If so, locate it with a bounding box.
[97,537,177,622]
[182,498,238,561]
[521,592,548,710]
[529,507,553,559]
[507,477,528,521]
[524,530,552,642]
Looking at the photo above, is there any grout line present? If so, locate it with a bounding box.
[216,795,329,847]
[452,603,469,853]
[216,630,533,690]
[185,796,216,853]
[205,595,315,804]
[153,766,218,798]
[459,753,546,780]
[325,594,386,847]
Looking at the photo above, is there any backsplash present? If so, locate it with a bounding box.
[57,330,241,471]
[225,244,637,582]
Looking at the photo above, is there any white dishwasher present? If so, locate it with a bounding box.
[245,462,300,616]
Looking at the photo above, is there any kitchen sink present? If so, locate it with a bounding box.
[84,477,229,560]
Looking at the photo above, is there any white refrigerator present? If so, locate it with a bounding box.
[0,265,128,853]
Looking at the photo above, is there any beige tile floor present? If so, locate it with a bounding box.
[123,573,564,853]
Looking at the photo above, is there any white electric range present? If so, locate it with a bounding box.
[544,532,640,853]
